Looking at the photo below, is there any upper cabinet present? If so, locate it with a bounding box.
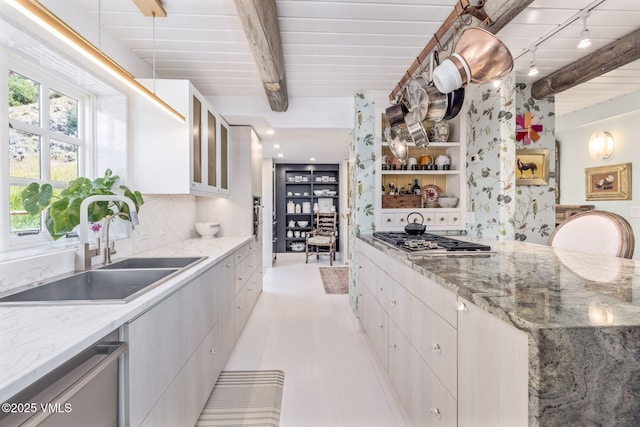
[131,79,229,197]
[376,113,467,232]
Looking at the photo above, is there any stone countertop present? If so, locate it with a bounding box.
[358,235,640,331]
[0,236,253,403]
[359,234,640,425]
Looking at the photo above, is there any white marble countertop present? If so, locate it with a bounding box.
[0,236,253,403]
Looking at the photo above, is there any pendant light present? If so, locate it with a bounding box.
[5,0,185,123]
[528,47,539,77]
[578,11,592,49]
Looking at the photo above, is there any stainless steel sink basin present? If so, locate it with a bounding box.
[0,269,179,305]
[99,257,205,270]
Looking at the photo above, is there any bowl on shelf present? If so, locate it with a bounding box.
[294,192,301,196]
[290,242,305,252]
[195,222,221,238]
[313,190,324,196]
[297,221,309,227]
[438,196,458,208]
[327,190,337,196]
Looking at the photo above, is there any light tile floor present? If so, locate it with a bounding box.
[224,255,407,427]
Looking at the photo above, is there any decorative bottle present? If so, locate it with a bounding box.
[412,179,421,195]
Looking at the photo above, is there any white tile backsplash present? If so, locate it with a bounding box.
[0,194,198,294]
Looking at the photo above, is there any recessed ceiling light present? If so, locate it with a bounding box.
[310,157,316,161]
[277,153,284,158]
[273,144,280,149]
[266,129,275,135]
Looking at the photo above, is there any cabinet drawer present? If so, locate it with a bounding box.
[381,213,394,227]
[394,213,409,227]
[389,322,457,427]
[234,243,252,265]
[363,288,388,372]
[434,213,448,227]
[387,256,457,327]
[447,212,462,226]
[234,255,253,295]
[388,279,457,397]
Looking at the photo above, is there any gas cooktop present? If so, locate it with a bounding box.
[373,232,492,253]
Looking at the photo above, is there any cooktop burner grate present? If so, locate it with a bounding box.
[373,232,492,252]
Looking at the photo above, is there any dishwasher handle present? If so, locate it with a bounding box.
[21,341,127,427]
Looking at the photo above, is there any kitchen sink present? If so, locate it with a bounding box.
[0,269,179,305]
[99,257,205,270]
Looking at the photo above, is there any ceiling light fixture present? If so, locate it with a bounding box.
[5,0,185,123]
[273,143,280,149]
[277,153,284,158]
[528,47,539,77]
[266,129,275,135]
[309,157,316,161]
[578,11,592,49]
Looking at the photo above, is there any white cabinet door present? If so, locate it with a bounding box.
[125,267,216,427]
[217,254,236,368]
[140,325,219,427]
[457,297,528,427]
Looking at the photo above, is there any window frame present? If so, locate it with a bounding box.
[3,52,94,252]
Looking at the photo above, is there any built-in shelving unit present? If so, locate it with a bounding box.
[376,115,467,232]
[275,164,340,253]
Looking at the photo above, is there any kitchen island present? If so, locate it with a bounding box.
[357,234,640,426]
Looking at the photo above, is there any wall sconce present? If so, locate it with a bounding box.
[589,131,614,160]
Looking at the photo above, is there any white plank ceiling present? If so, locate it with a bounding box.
[67,0,640,119]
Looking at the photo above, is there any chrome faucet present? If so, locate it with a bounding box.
[76,195,139,271]
[103,212,134,265]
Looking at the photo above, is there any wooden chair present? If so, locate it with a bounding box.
[548,210,635,259]
[306,212,337,265]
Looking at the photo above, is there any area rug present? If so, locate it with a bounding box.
[196,370,284,426]
[319,266,349,294]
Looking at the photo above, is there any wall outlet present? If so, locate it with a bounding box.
[466,212,475,224]
[631,206,640,218]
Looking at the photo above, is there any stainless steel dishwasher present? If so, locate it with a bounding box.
[0,331,126,427]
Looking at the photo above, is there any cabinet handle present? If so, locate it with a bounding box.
[249,264,253,268]
[386,218,392,222]
[426,218,432,222]
[237,254,242,259]
[210,348,217,354]
[456,302,467,312]
[453,217,458,221]
[390,343,398,350]
[432,343,441,353]
[248,287,252,292]
[377,287,383,292]
[225,263,231,268]
[440,217,445,221]
[238,277,243,281]
[377,323,384,329]
[430,407,441,417]
[390,300,397,306]
[237,305,242,309]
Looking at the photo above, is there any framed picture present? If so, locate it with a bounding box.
[516,148,550,186]
[585,162,631,200]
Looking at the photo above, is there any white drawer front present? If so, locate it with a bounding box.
[447,212,462,226]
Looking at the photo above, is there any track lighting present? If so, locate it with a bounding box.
[578,11,592,49]
[528,47,539,77]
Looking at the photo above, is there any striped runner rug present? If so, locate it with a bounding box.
[196,370,285,426]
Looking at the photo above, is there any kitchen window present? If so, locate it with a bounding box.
[4,59,91,251]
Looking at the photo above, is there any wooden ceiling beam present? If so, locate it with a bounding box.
[480,0,534,35]
[532,28,640,100]
[233,0,288,112]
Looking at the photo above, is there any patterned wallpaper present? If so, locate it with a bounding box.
[465,76,556,244]
[349,93,376,314]
[514,83,556,244]
[465,74,517,240]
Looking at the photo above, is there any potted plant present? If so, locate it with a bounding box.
[21,169,144,240]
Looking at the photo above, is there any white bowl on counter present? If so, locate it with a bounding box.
[195,222,221,238]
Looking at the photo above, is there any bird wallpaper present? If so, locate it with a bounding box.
[465,77,556,244]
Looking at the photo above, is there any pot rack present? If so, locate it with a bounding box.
[388,0,491,102]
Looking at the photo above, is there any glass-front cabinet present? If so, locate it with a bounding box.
[376,114,466,232]
[132,79,228,197]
